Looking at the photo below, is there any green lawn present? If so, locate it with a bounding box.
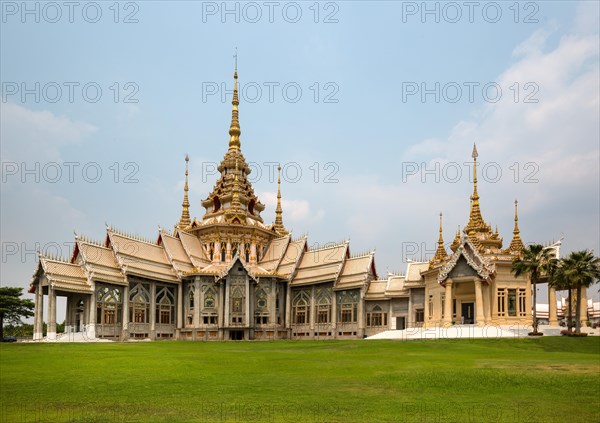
[1,338,599,423]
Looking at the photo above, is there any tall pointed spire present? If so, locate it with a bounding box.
[432,212,447,264]
[508,199,525,253]
[466,143,486,234]
[274,163,288,235]
[228,49,241,150]
[178,154,192,228]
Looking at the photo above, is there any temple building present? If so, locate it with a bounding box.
[28,67,579,341]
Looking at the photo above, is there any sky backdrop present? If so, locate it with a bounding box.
[2,1,599,318]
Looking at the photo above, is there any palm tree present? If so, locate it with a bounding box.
[549,261,574,330]
[512,244,556,334]
[558,250,600,334]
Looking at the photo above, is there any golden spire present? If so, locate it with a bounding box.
[274,163,288,235]
[178,154,191,228]
[432,212,447,263]
[228,49,241,150]
[509,199,525,252]
[466,143,486,234]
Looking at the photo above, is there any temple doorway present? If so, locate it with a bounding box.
[461,302,475,324]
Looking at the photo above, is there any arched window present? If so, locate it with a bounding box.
[156,287,175,324]
[367,303,387,327]
[337,290,359,323]
[129,283,150,324]
[204,287,216,309]
[248,199,255,215]
[293,289,311,324]
[316,287,332,324]
[96,286,122,325]
[213,196,221,212]
[188,285,195,310]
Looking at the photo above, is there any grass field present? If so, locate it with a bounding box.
[1,338,599,423]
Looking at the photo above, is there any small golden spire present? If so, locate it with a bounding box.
[228,50,241,150]
[432,212,447,264]
[274,163,288,235]
[509,199,525,252]
[178,154,192,228]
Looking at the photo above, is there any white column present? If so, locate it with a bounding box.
[270,280,276,327]
[358,291,365,336]
[245,275,250,328]
[33,283,43,340]
[122,284,129,340]
[444,281,453,325]
[193,278,201,327]
[48,285,57,340]
[177,283,183,335]
[548,286,558,326]
[250,243,257,264]
[150,283,156,339]
[87,285,96,339]
[224,280,230,327]
[331,291,337,334]
[579,287,588,326]
[309,286,315,331]
[474,279,485,326]
[226,242,232,263]
[213,241,221,263]
[285,283,291,329]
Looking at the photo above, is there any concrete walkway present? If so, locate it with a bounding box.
[366,325,598,340]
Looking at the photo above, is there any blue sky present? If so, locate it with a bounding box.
[2,1,599,310]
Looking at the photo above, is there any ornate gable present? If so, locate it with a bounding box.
[437,236,495,284]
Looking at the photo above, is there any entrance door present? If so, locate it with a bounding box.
[396,317,406,330]
[230,330,244,341]
[461,303,474,324]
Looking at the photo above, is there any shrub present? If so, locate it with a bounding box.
[528,332,543,336]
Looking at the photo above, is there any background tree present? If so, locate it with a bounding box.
[512,244,556,335]
[549,261,574,330]
[559,250,600,334]
[0,287,34,339]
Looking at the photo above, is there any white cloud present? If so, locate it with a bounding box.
[260,191,324,224]
[0,103,97,163]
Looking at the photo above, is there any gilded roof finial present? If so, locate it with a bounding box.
[431,212,447,265]
[274,163,288,235]
[509,199,525,253]
[178,154,192,229]
[228,50,241,150]
[465,143,487,235]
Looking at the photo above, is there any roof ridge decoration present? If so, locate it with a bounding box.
[307,239,349,253]
[437,236,496,285]
[39,253,74,264]
[349,250,375,259]
[76,233,108,248]
[107,226,158,246]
